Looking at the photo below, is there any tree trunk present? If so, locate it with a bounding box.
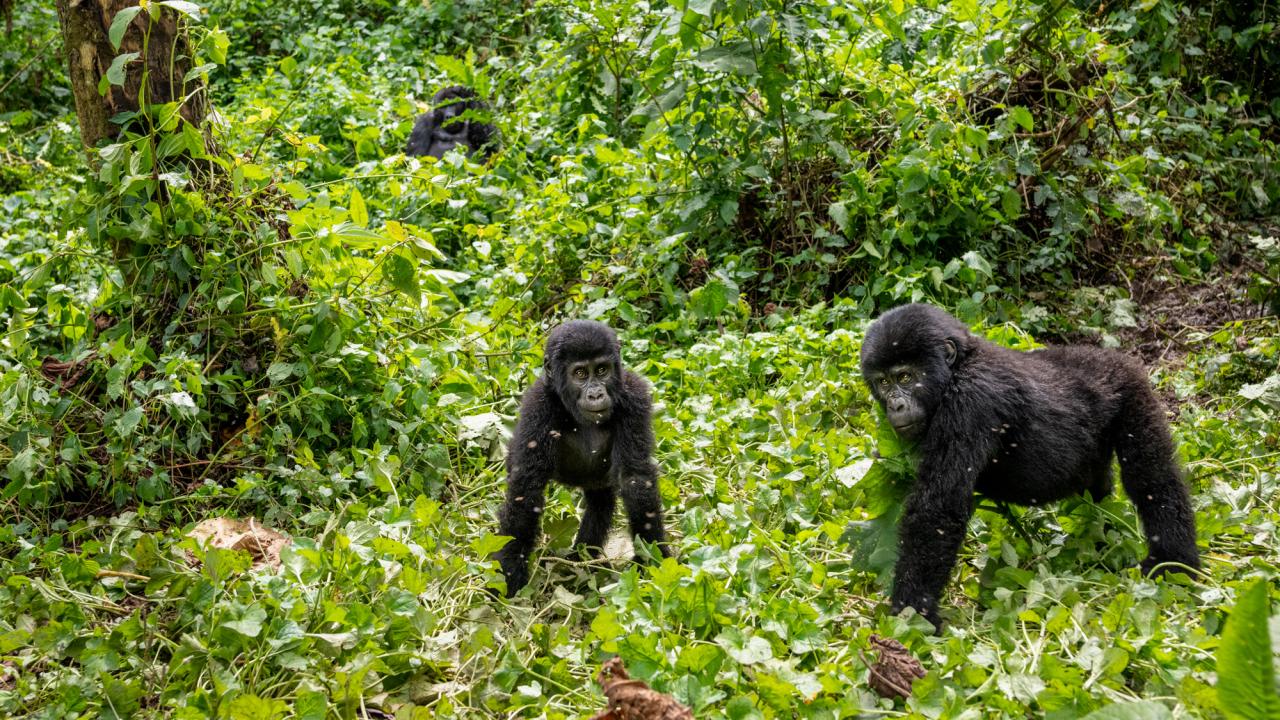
[54,0,206,150]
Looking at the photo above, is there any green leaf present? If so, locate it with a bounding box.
[716,628,773,665]
[1009,106,1034,132]
[590,605,623,643]
[693,46,757,75]
[227,694,288,720]
[158,1,204,19]
[295,691,327,720]
[106,52,140,87]
[331,222,386,249]
[1079,701,1173,720]
[204,27,229,64]
[472,533,512,557]
[688,275,739,320]
[100,677,141,720]
[115,406,144,438]
[221,607,267,638]
[1240,375,1280,410]
[1001,187,1022,218]
[685,0,713,16]
[1218,579,1280,720]
[829,201,850,234]
[266,362,294,384]
[108,7,143,50]
[383,251,419,298]
[349,188,369,227]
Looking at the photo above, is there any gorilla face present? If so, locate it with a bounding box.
[863,339,959,441]
[865,363,933,440]
[544,320,623,426]
[563,354,617,423]
[860,305,968,443]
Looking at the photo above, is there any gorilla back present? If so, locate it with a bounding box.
[494,320,670,596]
[860,304,1199,626]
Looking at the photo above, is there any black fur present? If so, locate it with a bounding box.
[405,86,498,160]
[860,304,1199,626]
[495,320,670,596]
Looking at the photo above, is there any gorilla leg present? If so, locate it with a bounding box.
[621,473,670,559]
[1114,384,1199,574]
[496,472,549,596]
[574,488,616,556]
[1084,462,1114,500]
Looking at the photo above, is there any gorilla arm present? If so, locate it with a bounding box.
[405,112,439,157]
[495,378,558,596]
[612,372,670,559]
[890,394,1001,625]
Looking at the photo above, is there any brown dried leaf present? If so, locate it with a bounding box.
[188,517,290,570]
[40,354,95,389]
[591,657,693,720]
[865,634,926,700]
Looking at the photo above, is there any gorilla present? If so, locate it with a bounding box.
[495,320,671,596]
[405,86,498,160]
[859,304,1199,626]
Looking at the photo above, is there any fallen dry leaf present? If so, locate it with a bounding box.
[590,656,693,720]
[865,634,926,699]
[40,353,95,389]
[188,517,290,570]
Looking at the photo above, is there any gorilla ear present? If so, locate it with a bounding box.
[944,339,958,366]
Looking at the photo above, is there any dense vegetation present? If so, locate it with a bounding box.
[1,0,1278,717]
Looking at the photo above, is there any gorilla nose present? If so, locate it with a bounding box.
[888,397,908,414]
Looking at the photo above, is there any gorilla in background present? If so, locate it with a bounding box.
[495,320,671,596]
[405,86,498,160]
[860,304,1199,626]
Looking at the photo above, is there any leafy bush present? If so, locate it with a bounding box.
[1,0,1278,717]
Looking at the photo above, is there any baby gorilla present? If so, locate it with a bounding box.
[495,320,670,596]
[860,304,1199,626]
[405,86,498,160]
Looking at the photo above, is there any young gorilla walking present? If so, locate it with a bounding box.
[859,304,1199,626]
[495,320,670,596]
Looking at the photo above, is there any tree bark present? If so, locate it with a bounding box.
[54,0,206,150]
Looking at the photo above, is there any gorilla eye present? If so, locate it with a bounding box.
[878,377,889,387]
[595,365,609,376]
[573,367,587,379]
[897,371,911,383]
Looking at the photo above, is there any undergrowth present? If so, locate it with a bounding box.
[1,0,1278,717]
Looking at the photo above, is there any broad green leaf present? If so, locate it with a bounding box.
[829,201,850,234]
[1079,701,1173,720]
[106,52,140,87]
[266,362,294,384]
[688,275,739,320]
[472,533,511,557]
[158,1,204,18]
[295,691,327,720]
[1009,106,1034,131]
[108,7,143,50]
[115,406,144,437]
[717,628,773,665]
[220,607,267,638]
[101,678,142,720]
[227,694,288,720]
[383,251,419,298]
[1218,579,1280,720]
[349,188,368,227]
